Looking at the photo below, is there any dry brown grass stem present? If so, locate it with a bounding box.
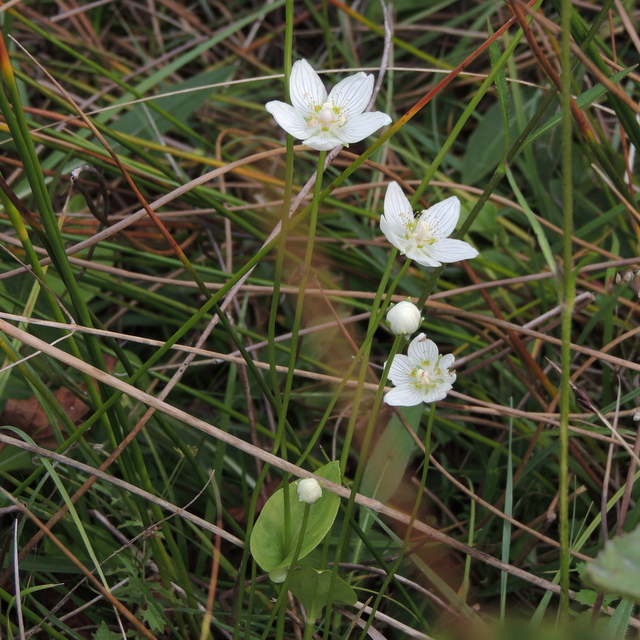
[0,434,242,545]
[0,318,594,597]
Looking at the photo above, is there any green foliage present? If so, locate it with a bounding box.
[250,462,341,580]
[0,0,638,637]
[287,566,357,621]
[584,526,640,603]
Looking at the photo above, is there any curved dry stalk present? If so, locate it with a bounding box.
[0,317,589,597]
[0,434,243,546]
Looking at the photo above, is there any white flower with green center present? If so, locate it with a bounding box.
[380,182,479,267]
[384,333,456,406]
[265,59,392,151]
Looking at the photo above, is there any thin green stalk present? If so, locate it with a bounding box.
[277,150,327,460]
[258,503,313,640]
[357,404,437,640]
[272,148,325,555]
[6,233,280,505]
[500,418,514,623]
[294,250,403,468]
[338,257,409,473]
[559,0,575,618]
[266,1,295,416]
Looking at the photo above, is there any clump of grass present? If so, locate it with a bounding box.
[0,0,639,638]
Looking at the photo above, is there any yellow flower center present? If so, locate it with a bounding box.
[308,101,346,130]
[413,367,435,389]
[405,216,435,249]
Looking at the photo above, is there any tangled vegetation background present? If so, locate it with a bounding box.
[0,0,639,637]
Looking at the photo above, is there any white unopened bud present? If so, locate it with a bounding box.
[387,301,421,336]
[624,271,635,282]
[297,478,322,504]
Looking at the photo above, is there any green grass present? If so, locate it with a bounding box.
[0,0,639,638]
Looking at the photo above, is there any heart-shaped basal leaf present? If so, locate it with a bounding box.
[249,461,341,579]
[288,566,357,622]
[583,526,640,603]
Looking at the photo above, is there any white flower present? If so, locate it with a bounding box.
[380,182,479,267]
[387,301,421,336]
[384,333,456,406]
[265,59,392,151]
[297,477,322,504]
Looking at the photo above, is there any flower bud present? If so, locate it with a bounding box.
[297,477,322,504]
[387,301,421,335]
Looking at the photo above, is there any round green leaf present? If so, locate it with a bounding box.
[250,461,341,575]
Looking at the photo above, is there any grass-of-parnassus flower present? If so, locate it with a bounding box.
[384,333,456,406]
[387,300,421,336]
[380,181,479,267]
[265,59,392,151]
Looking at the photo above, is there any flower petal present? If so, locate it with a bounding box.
[404,247,442,268]
[421,386,450,403]
[421,196,460,239]
[407,334,439,366]
[328,72,373,117]
[289,59,326,116]
[439,354,456,370]
[427,238,479,263]
[380,181,413,247]
[385,182,412,219]
[384,385,426,407]
[301,131,343,151]
[265,101,311,139]
[337,111,392,145]
[380,215,403,252]
[387,354,414,386]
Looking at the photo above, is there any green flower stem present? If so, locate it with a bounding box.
[338,255,409,472]
[357,404,437,639]
[293,253,408,468]
[559,0,575,617]
[347,332,405,568]
[258,503,313,640]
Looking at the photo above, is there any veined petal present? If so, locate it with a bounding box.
[289,59,327,115]
[427,238,479,263]
[385,182,412,220]
[439,354,456,370]
[387,354,414,386]
[381,181,413,244]
[384,385,426,406]
[301,131,343,151]
[337,111,392,145]
[328,72,373,117]
[380,214,404,250]
[407,334,438,366]
[421,386,450,403]
[422,196,460,239]
[404,247,442,268]
[265,101,312,139]
[436,370,456,387]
